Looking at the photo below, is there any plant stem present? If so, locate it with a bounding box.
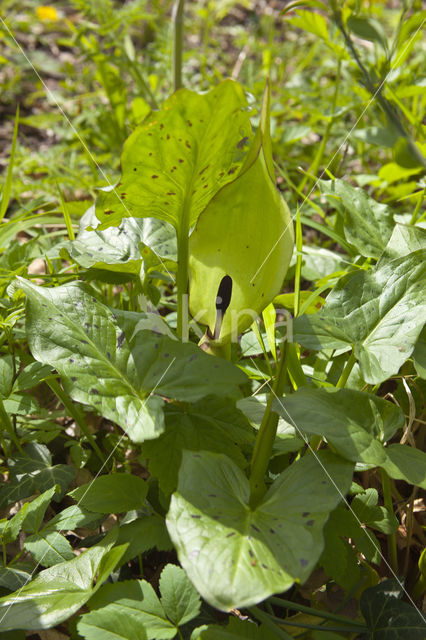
[172,0,185,91]
[0,397,23,453]
[249,336,288,508]
[336,350,356,388]
[176,192,191,341]
[269,596,366,628]
[47,378,106,465]
[380,468,399,574]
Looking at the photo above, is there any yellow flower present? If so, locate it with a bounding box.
[36,6,58,22]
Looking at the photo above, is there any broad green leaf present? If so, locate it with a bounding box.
[11,361,52,393]
[319,179,394,258]
[159,564,201,627]
[360,578,426,639]
[142,397,253,495]
[116,515,172,565]
[273,388,404,465]
[88,579,176,639]
[189,84,293,343]
[0,443,74,508]
[166,450,353,611]
[24,530,74,567]
[17,278,246,443]
[294,251,426,384]
[0,505,28,545]
[0,532,123,631]
[69,473,148,513]
[66,206,176,275]
[320,506,361,592]
[95,80,252,231]
[77,608,147,640]
[22,486,57,534]
[196,617,277,639]
[299,245,348,282]
[381,444,426,489]
[379,224,426,263]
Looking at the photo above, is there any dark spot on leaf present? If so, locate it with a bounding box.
[152,175,159,179]
[164,353,169,357]
[306,520,314,527]
[300,558,308,567]
[159,123,164,129]
[219,171,224,177]
[178,138,182,142]
[48,317,53,321]
[133,167,137,171]
[302,512,309,517]
[269,528,276,534]
[85,323,91,330]
[69,358,74,363]
[226,532,235,538]
[107,352,111,359]
[178,158,184,163]
[248,549,254,558]
[117,332,125,348]
[71,377,77,382]
[228,167,237,175]
[185,140,191,149]
[94,401,101,405]
[191,515,201,519]
[154,343,159,348]
[81,340,88,344]
[199,165,209,175]
[166,134,170,140]
[251,524,260,532]
[120,193,127,198]
[92,298,97,303]
[237,136,249,149]
[167,191,176,196]
[189,354,197,361]
[187,119,192,127]
[203,184,208,189]
[104,210,113,215]
[209,494,216,497]
[262,564,268,570]
[149,152,152,156]
[91,388,99,395]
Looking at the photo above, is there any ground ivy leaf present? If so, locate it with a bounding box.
[294,250,426,384]
[16,278,246,443]
[159,564,201,627]
[0,443,74,509]
[319,179,394,258]
[88,579,176,640]
[142,397,253,495]
[77,608,147,640]
[273,388,404,466]
[166,450,353,611]
[360,578,426,639]
[69,473,148,513]
[95,80,252,231]
[0,531,122,631]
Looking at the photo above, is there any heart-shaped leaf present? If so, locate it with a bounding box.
[166,450,353,611]
[94,80,252,232]
[294,250,426,384]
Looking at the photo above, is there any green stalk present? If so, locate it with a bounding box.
[47,378,106,465]
[335,350,356,388]
[0,397,23,453]
[249,336,288,508]
[172,0,185,92]
[293,207,302,318]
[269,596,367,628]
[380,467,399,574]
[176,192,191,341]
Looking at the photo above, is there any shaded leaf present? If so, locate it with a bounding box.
[77,608,147,640]
[69,474,148,513]
[159,564,201,626]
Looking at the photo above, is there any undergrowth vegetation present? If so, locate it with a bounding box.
[0,1,425,638]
